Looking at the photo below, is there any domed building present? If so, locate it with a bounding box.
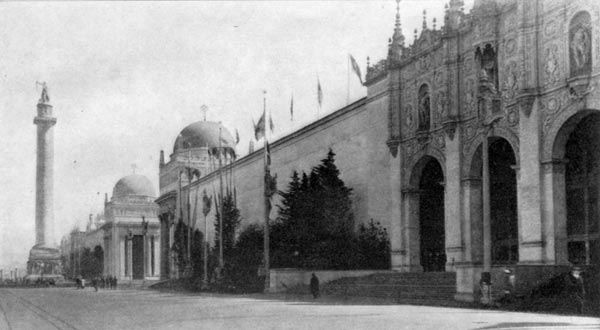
[103,174,160,281]
[62,174,160,282]
[156,120,236,279]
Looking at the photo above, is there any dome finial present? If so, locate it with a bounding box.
[201,104,208,121]
[395,0,401,30]
[422,9,427,30]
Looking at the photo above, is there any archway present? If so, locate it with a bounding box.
[132,236,144,280]
[489,138,518,264]
[563,113,600,265]
[418,158,445,272]
[468,137,518,265]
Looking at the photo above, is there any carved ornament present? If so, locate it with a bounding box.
[543,44,560,88]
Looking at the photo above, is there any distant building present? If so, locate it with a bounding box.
[156,120,236,279]
[61,174,160,281]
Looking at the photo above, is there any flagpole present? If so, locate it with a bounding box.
[347,55,350,105]
[263,90,270,293]
[218,125,224,274]
[317,74,320,119]
[186,148,192,277]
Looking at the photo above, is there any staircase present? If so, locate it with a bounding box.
[322,272,460,306]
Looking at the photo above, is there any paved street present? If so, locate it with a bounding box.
[0,288,598,330]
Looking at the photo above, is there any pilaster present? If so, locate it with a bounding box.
[517,98,544,263]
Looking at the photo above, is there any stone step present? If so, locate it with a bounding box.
[322,272,457,303]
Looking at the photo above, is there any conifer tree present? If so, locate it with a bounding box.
[214,191,241,263]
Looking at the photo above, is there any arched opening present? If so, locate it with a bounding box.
[419,158,445,272]
[564,113,600,265]
[489,138,518,264]
[468,137,518,265]
[132,235,144,279]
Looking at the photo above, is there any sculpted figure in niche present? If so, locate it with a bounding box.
[571,27,590,69]
[569,11,592,76]
[418,84,431,132]
[477,44,498,94]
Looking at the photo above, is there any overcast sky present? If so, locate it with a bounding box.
[0,1,473,269]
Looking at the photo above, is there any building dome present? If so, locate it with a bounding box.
[173,121,236,154]
[112,174,156,199]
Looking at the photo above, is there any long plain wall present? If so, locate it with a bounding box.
[187,95,392,243]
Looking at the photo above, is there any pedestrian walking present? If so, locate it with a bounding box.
[93,277,98,292]
[310,273,320,299]
[565,266,585,314]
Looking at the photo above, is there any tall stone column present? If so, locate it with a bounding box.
[28,84,62,279]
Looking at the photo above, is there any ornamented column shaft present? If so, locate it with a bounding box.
[33,87,57,247]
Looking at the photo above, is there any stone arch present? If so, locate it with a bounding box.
[407,148,446,189]
[549,110,600,266]
[406,154,447,272]
[548,108,600,161]
[464,135,519,265]
[542,101,600,161]
[463,126,520,177]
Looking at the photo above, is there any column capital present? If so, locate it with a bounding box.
[34,116,57,126]
[541,158,568,174]
[401,187,420,196]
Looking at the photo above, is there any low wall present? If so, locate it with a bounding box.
[268,269,382,293]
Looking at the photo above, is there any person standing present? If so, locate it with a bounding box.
[565,266,586,314]
[310,273,320,299]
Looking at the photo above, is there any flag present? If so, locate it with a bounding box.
[253,111,265,141]
[317,77,323,108]
[269,114,274,132]
[266,140,271,166]
[349,54,363,85]
[235,129,240,145]
[290,94,294,121]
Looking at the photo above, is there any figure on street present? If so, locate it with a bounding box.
[565,266,585,314]
[310,273,320,299]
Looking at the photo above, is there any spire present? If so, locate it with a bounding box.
[388,0,405,61]
[445,0,465,31]
[104,193,108,206]
[422,10,427,30]
[159,150,165,168]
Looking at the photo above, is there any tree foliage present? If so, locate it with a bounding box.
[213,190,242,263]
[172,221,205,278]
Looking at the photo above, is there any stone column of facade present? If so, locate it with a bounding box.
[541,159,568,264]
[389,148,404,270]
[444,127,463,271]
[402,188,422,272]
[27,85,62,279]
[517,98,544,263]
[456,177,483,302]
[482,131,491,276]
